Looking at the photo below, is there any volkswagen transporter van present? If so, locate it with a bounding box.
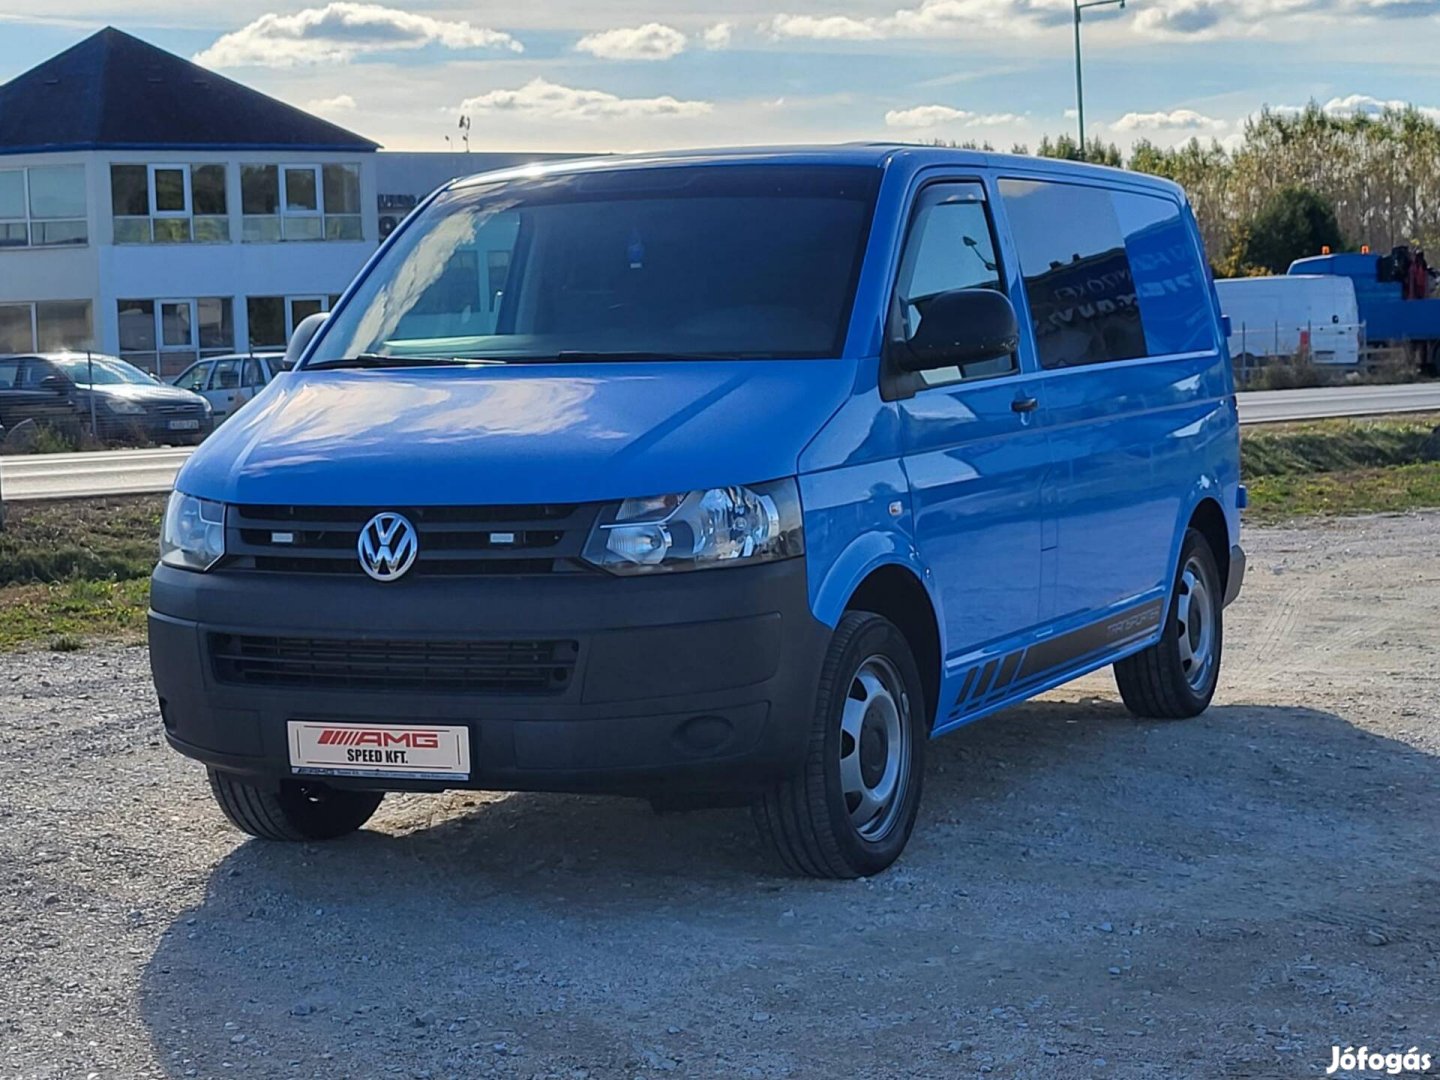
[150,147,1245,878]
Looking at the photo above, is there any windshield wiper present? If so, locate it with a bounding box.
[486,352,743,365]
[305,354,500,371]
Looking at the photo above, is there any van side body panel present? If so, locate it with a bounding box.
[800,154,1240,735]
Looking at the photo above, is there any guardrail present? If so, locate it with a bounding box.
[0,447,191,503]
[1,384,1438,506]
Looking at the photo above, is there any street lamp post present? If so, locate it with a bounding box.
[1072,0,1125,158]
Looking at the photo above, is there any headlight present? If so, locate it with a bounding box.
[160,491,226,571]
[583,478,803,575]
[106,399,145,415]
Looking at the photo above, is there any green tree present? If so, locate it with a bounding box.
[1239,186,1346,274]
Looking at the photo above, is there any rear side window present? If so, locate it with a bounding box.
[999,178,1212,368]
[0,359,18,389]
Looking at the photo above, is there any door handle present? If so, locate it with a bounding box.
[1011,395,1039,414]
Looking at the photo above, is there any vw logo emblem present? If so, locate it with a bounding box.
[357,512,418,582]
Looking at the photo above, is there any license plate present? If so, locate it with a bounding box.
[287,721,471,781]
[167,419,200,431]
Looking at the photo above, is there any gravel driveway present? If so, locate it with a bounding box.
[3,513,1437,1080]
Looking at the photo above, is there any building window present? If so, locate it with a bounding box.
[247,294,339,348]
[110,163,230,244]
[118,296,234,376]
[0,300,94,353]
[0,165,87,248]
[242,163,361,243]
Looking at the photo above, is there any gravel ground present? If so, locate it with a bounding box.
[2,513,1438,1080]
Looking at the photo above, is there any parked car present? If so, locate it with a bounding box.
[170,353,290,420]
[15,352,213,445]
[150,147,1244,877]
[0,354,89,441]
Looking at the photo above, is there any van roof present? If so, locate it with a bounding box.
[445,143,1185,199]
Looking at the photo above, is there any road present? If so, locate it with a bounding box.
[2,513,1437,1078]
[2,383,1438,502]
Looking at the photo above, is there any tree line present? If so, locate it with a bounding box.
[950,102,1440,276]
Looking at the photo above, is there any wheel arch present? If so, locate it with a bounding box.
[1186,495,1231,595]
[842,564,942,731]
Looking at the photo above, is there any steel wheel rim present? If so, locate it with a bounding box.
[838,655,912,843]
[1176,556,1216,692]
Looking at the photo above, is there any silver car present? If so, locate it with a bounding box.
[170,353,290,420]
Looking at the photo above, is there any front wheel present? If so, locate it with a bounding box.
[207,769,384,841]
[1114,528,1224,718]
[753,612,926,878]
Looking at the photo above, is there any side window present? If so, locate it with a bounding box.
[999,178,1147,369]
[18,358,57,388]
[210,358,241,390]
[894,183,1015,386]
[0,358,19,389]
[175,362,211,391]
[241,358,266,387]
[1111,191,1215,356]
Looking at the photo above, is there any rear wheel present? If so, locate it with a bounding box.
[1114,528,1223,719]
[753,612,926,878]
[207,769,383,841]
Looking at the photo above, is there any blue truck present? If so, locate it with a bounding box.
[1290,250,1440,373]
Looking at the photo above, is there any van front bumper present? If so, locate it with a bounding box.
[148,559,829,796]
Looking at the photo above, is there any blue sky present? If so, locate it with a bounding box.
[2,2,1437,153]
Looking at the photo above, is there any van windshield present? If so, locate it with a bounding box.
[308,164,880,365]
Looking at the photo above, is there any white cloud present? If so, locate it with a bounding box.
[1322,93,1440,120]
[194,2,520,68]
[769,13,883,39]
[306,93,357,114]
[576,22,687,61]
[1112,108,1227,132]
[770,0,1440,42]
[885,104,1023,128]
[456,78,713,121]
[770,0,1071,41]
[1134,0,1440,37]
[701,22,734,48]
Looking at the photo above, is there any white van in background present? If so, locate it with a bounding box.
[1216,275,1362,367]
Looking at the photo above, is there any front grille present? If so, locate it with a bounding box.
[156,402,206,415]
[226,503,599,577]
[210,634,578,694]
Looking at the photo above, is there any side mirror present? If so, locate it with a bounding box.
[894,288,1019,373]
[284,312,329,368]
[39,373,73,395]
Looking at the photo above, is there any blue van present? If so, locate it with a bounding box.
[150,146,1244,878]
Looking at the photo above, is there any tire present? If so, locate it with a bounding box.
[207,769,383,841]
[753,612,926,879]
[1114,528,1224,719]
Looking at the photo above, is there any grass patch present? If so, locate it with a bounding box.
[0,494,164,586]
[0,494,161,650]
[0,578,150,651]
[1241,413,1440,521]
[1245,462,1440,522]
[1242,413,1440,477]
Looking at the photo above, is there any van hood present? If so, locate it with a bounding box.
[177,360,853,506]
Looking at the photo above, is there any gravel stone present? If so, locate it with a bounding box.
[1,513,1437,1078]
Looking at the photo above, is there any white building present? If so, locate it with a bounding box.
[0,28,583,376]
[0,28,385,376]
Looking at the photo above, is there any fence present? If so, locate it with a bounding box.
[1229,320,1368,386]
